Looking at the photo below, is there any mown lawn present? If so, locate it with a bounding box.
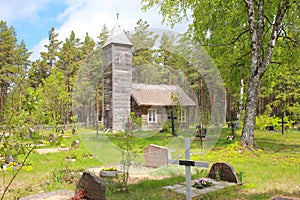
[0,128,299,199]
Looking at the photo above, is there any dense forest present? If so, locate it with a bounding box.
[0,12,299,140]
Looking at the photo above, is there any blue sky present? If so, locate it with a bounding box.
[12,1,67,49]
[0,0,189,60]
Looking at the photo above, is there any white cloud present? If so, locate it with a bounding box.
[30,38,48,61]
[29,0,189,60]
[0,0,49,23]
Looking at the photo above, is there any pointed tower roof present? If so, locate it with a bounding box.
[103,25,133,47]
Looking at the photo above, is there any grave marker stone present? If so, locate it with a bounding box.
[76,171,106,200]
[29,128,34,139]
[208,162,238,183]
[71,140,80,148]
[144,144,170,167]
[266,126,274,131]
[72,128,76,135]
[5,155,16,164]
[49,133,57,144]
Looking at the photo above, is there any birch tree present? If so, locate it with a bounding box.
[141,0,299,147]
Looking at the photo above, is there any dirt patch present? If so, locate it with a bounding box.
[35,148,70,154]
[87,166,169,184]
[128,173,168,184]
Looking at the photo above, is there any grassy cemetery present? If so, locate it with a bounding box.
[0,0,299,200]
[0,127,299,199]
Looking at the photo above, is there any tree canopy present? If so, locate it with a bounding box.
[142,0,300,146]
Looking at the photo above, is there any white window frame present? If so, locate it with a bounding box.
[180,108,186,122]
[148,109,157,122]
[118,53,125,64]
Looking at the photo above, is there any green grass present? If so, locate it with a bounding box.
[0,128,299,199]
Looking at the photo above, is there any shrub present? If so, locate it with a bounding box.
[255,115,295,131]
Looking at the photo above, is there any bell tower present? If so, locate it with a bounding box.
[102,25,133,131]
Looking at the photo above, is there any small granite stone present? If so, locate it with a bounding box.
[208,162,239,183]
[76,171,106,200]
[71,140,80,148]
[49,133,57,143]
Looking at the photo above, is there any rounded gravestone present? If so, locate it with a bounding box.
[208,162,238,183]
[5,155,16,164]
[71,140,80,148]
[76,171,106,200]
[49,133,57,144]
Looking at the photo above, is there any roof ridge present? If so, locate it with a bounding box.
[103,25,133,47]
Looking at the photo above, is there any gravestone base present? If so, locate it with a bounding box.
[20,190,74,200]
[270,196,300,200]
[163,178,235,198]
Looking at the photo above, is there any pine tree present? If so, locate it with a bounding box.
[40,27,62,79]
[56,31,83,123]
[128,19,158,83]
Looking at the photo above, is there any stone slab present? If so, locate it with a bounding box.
[163,178,235,198]
[144,144,170,167]
[20,190,74,200]
[270,196,300,200]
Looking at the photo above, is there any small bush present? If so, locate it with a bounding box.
[255,115,295,131]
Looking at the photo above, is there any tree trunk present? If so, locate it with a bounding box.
[236,79,244,128]
[241,0,290,147]
[241,75,259,146]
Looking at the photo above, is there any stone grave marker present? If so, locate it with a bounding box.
[61,128,66,135]
[144,144,171,167]
[208,162,238,183]
[76,171,106,200]
[5,155,16,164]
[71,139,80,148]
[266,126,275,131]
[72,128,77,134]
[29,128,34,138]
[49,133,57,144]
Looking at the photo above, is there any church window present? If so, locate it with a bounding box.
[148,109,157,122]
[180,108,186,122]
[118,53,125,64]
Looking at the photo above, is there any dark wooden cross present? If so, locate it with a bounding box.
[195,125,206,149]
[278,117,288,135]
[168,111,177,137]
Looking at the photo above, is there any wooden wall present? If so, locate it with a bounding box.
[103,44,133,131]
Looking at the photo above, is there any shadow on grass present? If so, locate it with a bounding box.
[255,137,300,153]
[198,186,300,200]
[106,177,300,200]
[106,175,186,200]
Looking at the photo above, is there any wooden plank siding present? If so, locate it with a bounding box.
[103,43,133,131]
